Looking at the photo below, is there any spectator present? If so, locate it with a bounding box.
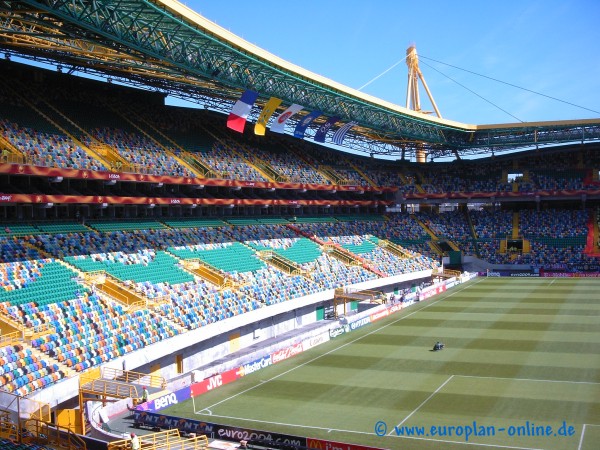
[130,433,140,450]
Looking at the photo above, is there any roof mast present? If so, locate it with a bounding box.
[406,45,442,118]
[406,45,443,162]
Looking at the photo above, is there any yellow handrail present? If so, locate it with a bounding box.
[108,429,208,450]
[102,367,166,389]
[22,418,86,450]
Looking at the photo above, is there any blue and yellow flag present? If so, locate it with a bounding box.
[254,97,282,135]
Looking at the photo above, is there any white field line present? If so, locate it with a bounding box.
[389,374,454,434]
[456,374,600,386]
[578,423,600,450]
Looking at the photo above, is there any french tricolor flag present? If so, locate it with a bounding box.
[227,90,259,133]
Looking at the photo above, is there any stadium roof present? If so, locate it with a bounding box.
[1,0,599,159]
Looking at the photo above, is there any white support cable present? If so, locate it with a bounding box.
[357,55,408,91]
[419,59,524,123]
[420,54,600,116]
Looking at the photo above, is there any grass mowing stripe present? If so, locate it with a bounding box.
[195,298,438,413]
[455,374,600,386]
[194,278,486,413]
[162,277,600,450]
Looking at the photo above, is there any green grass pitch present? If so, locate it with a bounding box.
[162,278,600,450]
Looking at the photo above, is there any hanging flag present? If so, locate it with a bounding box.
[254,97,282,136]
[332,121,358,145]
[270,104,304,133]
[294,110,322,139]
[314,116,340,143]
[227,90,259,133]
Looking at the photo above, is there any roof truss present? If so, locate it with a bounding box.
[0,0,599,158]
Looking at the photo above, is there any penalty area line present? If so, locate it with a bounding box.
[192,395,212,416]
[578,424,587,450]
[578,424,600,450]
[389,374,454,434]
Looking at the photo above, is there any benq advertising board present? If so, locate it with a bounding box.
[144,387,190,411]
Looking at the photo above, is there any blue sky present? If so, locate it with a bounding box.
[181,0,600,125]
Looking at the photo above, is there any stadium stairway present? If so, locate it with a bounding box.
[90,276,188,335]
[25,343,77,379]
[411,214,445,257]
[57,259,186,336]
[283,223,384,275]
[464,208,481,252]
[512,212,520,238]
[412,214,438,241]
[286,143,336,185]
[109,103,202,179]
[227,146,279,183]
[329,243,386,277]
[397,172,415,192]
[376,238,411,258]
[114,102,213,178]
[285,224,326,245]
[231,140,291,183]
[412,170,427,193]
[202,127,280,182]
[173,254,237,290]
[343,157,378,187]
[3,78,110,170]
[0,338,77,395]
[87,141,131,173]
[22,242,53,260]
[178,150,216,178]
[226,237,309,278]
[29,100,109,169]
[0,133,24,163]
[427,240,443,257]
[321,165,349,185]
[159,315,188,335]
[255,249,307,278]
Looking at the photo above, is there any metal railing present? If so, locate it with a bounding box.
[108,429,208,450]
[22,418,86,450]
[102,367,166,390]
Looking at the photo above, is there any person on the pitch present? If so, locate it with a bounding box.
[433,341,445,351]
